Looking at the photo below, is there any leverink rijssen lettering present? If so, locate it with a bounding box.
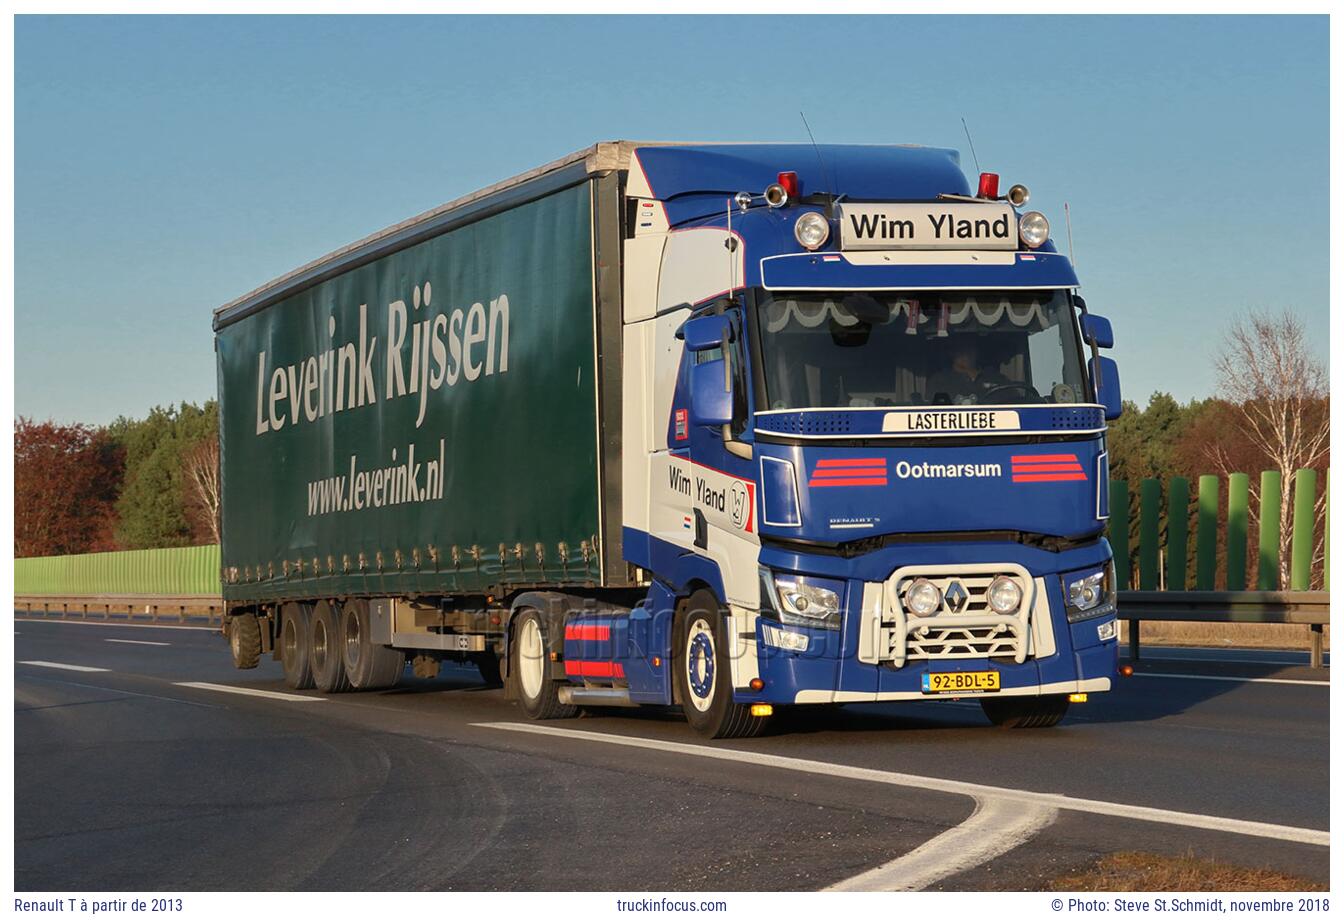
[254,283,511,435]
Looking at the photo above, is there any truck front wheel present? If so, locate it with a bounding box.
[980,694,1070,728]
[676,590,769,739]
[310,600,352,693]
[228,612,261,670]
[280,602,315,689]
[509,608,576,720]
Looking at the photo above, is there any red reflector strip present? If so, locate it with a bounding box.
[816,457,886,467]
[1012,472,1088,482]
[564,624,611,641]
[564,660,625,678]
[809,477,888,487]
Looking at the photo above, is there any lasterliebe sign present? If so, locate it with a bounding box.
[839,202,1018,251]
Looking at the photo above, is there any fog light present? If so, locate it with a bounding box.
[906,578,942,617]
[1097,619,1118,642]
[750,704,773,717]
[986,576,1023,614]
[1068,693,1088,703]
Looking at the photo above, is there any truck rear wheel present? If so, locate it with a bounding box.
[473,651,503,687]
[280,602,314,689]
[980,694,1070,728]
[676,590,769,739]
[228,612,261,670]
[510,608,576,720]
[310,600,352,693]
[340,599,405,690]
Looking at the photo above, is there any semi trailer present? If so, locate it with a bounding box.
[214,140,1124,738]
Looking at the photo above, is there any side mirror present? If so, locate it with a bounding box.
[1090,356,1123,420]
[689,358,734,426]
[681,315,731,353]
[1081,314,1114,349]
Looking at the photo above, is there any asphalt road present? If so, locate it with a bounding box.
[13,616,1330,891]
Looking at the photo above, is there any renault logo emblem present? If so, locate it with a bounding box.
[943,581,968,613]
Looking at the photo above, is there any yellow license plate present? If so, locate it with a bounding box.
[922,671,1000,694]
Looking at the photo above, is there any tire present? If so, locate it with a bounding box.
[509,608,576,720]
[980,694,1071,728]
[339,598,405,691]
[309,600,352,693]
[473,650,503,688]
[279,602,314,689]
[676,590,769,739]
[228,612,261,670]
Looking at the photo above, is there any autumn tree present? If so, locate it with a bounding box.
[14,418,123,557]
[182,434,221,545]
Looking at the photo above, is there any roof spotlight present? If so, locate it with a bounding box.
[764,183,789,208]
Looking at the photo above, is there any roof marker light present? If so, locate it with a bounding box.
[978,172,1000,199]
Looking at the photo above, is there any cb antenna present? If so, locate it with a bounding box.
[1064,201,1077,273]
[961,117,982,175]
[800,111,836,218]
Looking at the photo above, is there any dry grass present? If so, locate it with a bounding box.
[1052,851,1327,892]
[1120,620,1329,652]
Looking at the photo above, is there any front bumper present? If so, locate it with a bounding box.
[735,540,1120,706]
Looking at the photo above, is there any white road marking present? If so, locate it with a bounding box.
[19,675,222,709]
[1141,653,1329,667]
[12,618,218,632]
[826,797,1058,891]
[105,638,171,647]
[477,722,1328,846]
[175,682,325,703]
[1136,673,1326,687]
[19,660,109,673]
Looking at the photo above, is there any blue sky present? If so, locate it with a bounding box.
[15,14,1329,424]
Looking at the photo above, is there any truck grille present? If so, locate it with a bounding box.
[865,564,1036,667]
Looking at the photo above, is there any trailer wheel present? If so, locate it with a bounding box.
[340,599,405,691]
[510,608,576,720]
[675,590,769,739]
[280,602,315,689]
[310,600,352,693]
[228,613,261,670]
[473,651,504,688]
[980,694,1070,728]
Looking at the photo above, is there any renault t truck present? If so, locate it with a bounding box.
[214,140,1123,738]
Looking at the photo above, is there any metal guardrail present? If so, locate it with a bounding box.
[1118,590,1330,668]
[14,594,225,627]
[13,591,1331,667]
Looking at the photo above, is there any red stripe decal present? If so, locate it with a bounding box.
[1011,463,1085,473]
[564,624,611,641]
[1011,454,1079,463]
[816,457,886,467]
[1012,473,1088,482]
[564,660,625,678]
[812,466,885,477]
[809,477,889,487]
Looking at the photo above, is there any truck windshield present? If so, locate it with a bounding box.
[753,290,1088,410]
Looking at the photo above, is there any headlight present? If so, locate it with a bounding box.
[905,578,942,617]
[760,568,842,630]
[1063,562,1116,622]
[986,576,1023,614]
[794,212,830,251]
[1018,210,1050,249]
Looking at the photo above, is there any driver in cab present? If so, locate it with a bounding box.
[927,336,1008,405]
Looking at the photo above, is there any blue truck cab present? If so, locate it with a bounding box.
[517,143,1124,738]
